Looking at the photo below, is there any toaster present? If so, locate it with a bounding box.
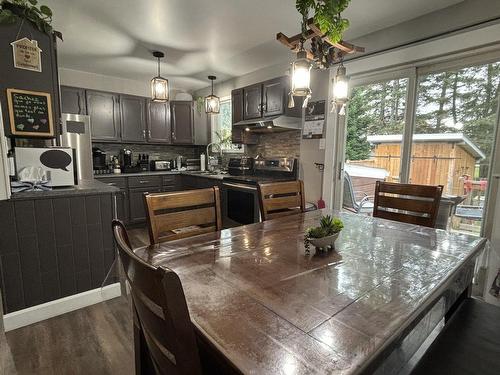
[150,160,171,171]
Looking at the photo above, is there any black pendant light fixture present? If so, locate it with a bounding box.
[151,51,169,102]
[205,75,220,114]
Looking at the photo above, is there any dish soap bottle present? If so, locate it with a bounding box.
[200,153,206,171]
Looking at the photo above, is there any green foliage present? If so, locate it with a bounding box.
[304,215,343,252]
[295,0,351,43]
[0,0,57,36]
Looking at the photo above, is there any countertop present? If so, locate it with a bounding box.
[135,209,486,374]
[9,179,119,201]
[94,170,227,181]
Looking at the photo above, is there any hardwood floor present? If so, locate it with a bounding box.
[1,297,133,375]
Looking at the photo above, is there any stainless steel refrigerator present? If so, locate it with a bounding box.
[60,113,93,181]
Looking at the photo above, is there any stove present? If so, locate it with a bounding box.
[222,157,298,226]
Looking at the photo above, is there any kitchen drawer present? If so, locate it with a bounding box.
[161,175,177,186]
[96,177,127,189]
[128,175,162,188]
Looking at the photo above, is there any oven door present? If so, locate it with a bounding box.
[222,182,260,226]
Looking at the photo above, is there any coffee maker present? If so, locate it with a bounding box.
[119,148,133,172]
[92,147,109,174]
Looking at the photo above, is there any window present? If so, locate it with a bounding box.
[211,98,244,153]
[340,56,500,236]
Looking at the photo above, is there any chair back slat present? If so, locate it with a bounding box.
[145,187,222,244]
[112,220,202,375]
[373,181,443,228]
[258,180,305,221]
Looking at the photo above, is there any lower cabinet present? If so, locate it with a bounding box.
[97,174,219,226]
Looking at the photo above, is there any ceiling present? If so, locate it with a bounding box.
[45,0,464,92]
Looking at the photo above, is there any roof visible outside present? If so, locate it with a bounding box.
[366,133,486,159]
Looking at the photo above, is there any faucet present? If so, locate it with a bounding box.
[206,142,223,172]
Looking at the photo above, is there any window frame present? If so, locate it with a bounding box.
[211,96,245,153]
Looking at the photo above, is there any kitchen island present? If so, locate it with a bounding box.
[0,179,119,323]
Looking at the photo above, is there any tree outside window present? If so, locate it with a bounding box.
[212,98,244,153]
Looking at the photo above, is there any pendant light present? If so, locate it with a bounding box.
[205,75,220,114]
[288,40,312,109]
[332,61,349,115]
[151,51,169,102]
[205,76,220,114]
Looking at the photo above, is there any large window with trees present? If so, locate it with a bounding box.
[342,58,500,235]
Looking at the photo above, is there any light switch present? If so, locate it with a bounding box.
[319,138,326,150]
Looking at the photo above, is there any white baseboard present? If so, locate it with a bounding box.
[2,283,122,332]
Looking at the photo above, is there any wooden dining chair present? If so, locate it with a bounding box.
[144,187,222,245]
[373,181,443,228]
[112,219,203,375]
[257,180,305,221]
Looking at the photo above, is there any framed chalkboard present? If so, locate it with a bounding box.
[6,88,54,137]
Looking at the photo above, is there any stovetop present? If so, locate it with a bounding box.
[223,174,296,186]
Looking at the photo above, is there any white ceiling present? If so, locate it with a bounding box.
[46,0,463,92]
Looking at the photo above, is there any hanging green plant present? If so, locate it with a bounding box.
[0,0,62,39]
[295,0,350,44]
[195,97,204,115]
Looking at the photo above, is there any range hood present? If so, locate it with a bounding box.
[233,115,302,133]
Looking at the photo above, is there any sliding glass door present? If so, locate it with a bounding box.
[339,53,500,236]
[410,62,500,234]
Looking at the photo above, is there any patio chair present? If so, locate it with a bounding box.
[342,172,374,214]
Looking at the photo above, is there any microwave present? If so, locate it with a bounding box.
[15,147,76,187]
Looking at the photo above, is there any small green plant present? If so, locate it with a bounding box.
[295,0,351,44]
[304,214,343,252]
[0,0,61,38]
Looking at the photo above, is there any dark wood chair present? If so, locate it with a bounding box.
[112,219,203,375]
[257,180,305,221]
[411,298,500,375]
[144,187,222,245]
[373,181,443,228]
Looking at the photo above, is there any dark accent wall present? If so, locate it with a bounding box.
[0,19,60,139]
[0,193,115,313]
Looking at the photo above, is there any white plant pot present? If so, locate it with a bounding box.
[309,232,341,249]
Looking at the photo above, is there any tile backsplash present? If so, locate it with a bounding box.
[247,130,301,158]
[93,143,204,163]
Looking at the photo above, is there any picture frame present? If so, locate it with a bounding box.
[6,88,54,137]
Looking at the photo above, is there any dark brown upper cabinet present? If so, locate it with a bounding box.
[60,86,86,115]
[120,95,147,143]
[231,88,257,145]
[263,77,286,117]
[170,101,194,144]
[243,83,263,120]
[147,100,171,143]
[86,90,121,142]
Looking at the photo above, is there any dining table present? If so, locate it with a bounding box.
[134,209,487,374]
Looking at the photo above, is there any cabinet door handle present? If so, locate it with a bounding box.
[108,182,116,186]
[139,180,149,184]
[142,129,146,138]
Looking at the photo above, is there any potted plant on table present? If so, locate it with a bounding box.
[304,215,344,254]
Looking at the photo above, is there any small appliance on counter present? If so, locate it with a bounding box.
[186,158,201,171]
[137,154,150,172]
[119,148,139,173]
[92,147,111,174]
[150,160,171,171]
[15,147,76,187]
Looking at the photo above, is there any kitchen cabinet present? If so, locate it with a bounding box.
[129,187,159,223]
[86,90,121,142]
[60,86,86,115]
[120,95,147,143]
[262,77,286,117]
[171,101,194,144]
[96,177,128,222]
[243,83,263,120]
[147,100,171,143]
[231,89,258,145]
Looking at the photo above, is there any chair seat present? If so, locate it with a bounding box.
[411,298,500,375]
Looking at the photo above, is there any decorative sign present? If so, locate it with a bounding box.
[7,88,54,137]
[10,38,42,72]
[303,100,325,139]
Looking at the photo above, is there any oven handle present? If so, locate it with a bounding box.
[223,182,258,191]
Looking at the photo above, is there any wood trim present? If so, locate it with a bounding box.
[7,88,54,137]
